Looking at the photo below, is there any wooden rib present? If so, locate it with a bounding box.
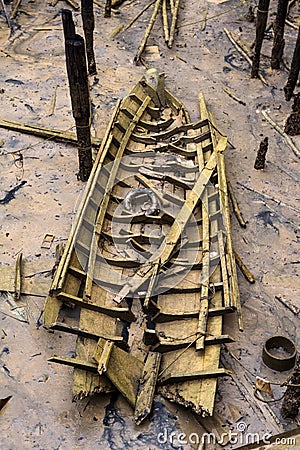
[114,138,227,304]
[50,322,126,345]
[227,181,246,228]
[218,231,231,308]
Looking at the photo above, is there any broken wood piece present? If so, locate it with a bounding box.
[234,250,255,284]
[261,109,300,159]
[14,253,22,301]
[222,87,246,106]
[64,0,80,9]
[48,84,59,116]
[134,352,161,425]
[254,136,268,170]
[0,395,12,412]
[285,93,300,136]
[227,181,246,228]
[41,234,54,249]
[89,338,144,407]
[0,119,101,147]
[93,339,114,375]
[274,295,300,317]
[0,0,12,34]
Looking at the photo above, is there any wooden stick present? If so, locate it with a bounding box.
[48,84,59,116]
[275,295,300,317]
[234,250,255,284]
[134,0,162,64]
[62,10,93,181]
[65,0,80,9]
[0,0,12,33]
[14,253,22,301]
[0,118,101,147]
[122,0,156,34]
[11,0,22,19]
[81,0,97,75]
[224,28,268,86]
[227,181,246,228]
[271,0,288,69]
[284,26,300,101]
[261,109,300,159]
[162,0,170,42]
[201,8,208,31]
[251,0,270,78]
[168,0,180,48]
[222,86,246,106]
[218,231,230,308]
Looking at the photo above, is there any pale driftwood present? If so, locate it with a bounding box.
[261,109,300,159]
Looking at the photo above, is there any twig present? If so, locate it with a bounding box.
[227,181,247,227]
[0,0,13,33]
[237,181,300,214]
[11,0,22,19]
[134,0,161,64]
[123,0,156,34]
[222,86,246,106]
[48,84,59,116]
[234,250,255,284]
[261,109,300,159]
[275,295,300,317]
[201,8,208,31]
[285,19,298,30]
[14,253,22,301]
[224,27,268,86]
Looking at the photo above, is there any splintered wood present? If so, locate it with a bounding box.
[44,70,241,424]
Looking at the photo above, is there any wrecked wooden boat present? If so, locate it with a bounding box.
[44,69,242,424]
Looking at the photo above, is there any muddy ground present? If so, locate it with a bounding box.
[0,0,299,448]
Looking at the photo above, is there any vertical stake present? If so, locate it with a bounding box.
[251,0,270,78]
[62,9,93,182]
[284,27,300,101]
[81,0,97,75]
[271,0,288,69]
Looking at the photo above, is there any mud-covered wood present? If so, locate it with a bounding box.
[135,352,161,424]
[251,0,270,78]
[93,339,114,375]
[254,137,268,170]
[81,0,97,74]
[284,26,300,101]
[271,0,288,69]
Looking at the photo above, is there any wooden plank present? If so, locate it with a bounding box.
[143,260,160,311]
[91,338,144,407]
[50,322,126,346]
[159,368,230,385]
[135,352,161,425]
[114,137,227,304]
